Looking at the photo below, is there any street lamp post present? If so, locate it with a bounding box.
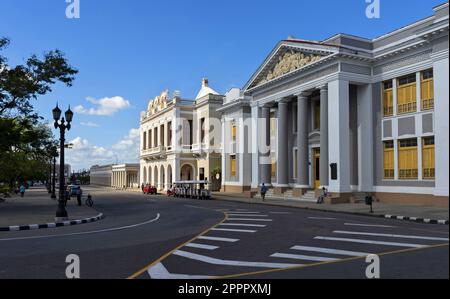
[52,104,73,221]
[51,147,57,199]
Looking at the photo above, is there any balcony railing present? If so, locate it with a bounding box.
[141,145,166,157]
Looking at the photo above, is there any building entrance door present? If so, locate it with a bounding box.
[314,148,321,189]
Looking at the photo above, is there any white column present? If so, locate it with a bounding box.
[416,72,422,113]
[357,84,374,192]
[251,105,260,189]
[393,141,399,180]
[417,137,423,181]
[328,79,351,193]
[392,78,398,116]
[164,121,168,148]
[432,52,449,196]
[221,117,226,186]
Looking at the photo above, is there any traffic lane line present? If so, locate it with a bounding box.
[127,210,227,279]
[291,245,371,257]
[211,243,449,279]
[0,213,161,242]
[211,228,257,233]
[332,230,450,241]
[314,236,428,248]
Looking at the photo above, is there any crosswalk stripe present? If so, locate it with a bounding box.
[173,250,302,269]
[227,214,268,217]
[344,223,395,228]
[314,236,427,248]
[148,262,213,279]
[227,218,273,222]
[211,228,257,233]
[291,245,371,257]
[185,243,219,250]
[197,236,239,242]
[220,223,267,228]
[271,253,339,262]
[333,231,449,241]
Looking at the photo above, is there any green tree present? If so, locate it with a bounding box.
[0,37,78,187]
[0,37,78,119]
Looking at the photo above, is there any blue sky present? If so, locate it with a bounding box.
[0,0,444,171]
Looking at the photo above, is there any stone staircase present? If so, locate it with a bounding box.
[350,192,368,204]
[254,188,318,202]
[299,190,317,203]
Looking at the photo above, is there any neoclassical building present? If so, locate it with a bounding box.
[220,3,449,206]
[139,79,223,191]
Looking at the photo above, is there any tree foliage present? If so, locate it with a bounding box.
[0,37,77,187]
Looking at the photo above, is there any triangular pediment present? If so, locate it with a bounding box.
[245,42,335,91]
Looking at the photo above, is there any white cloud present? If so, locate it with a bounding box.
[74,96,131,116]
[66,128,140,171]
[80,121,100,127]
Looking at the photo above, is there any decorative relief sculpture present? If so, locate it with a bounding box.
[147,89,169,115]
[255,50,323,87]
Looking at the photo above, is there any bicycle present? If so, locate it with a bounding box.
[85,195,94,207]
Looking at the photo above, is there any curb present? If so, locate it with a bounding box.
[0,213,104,232]
[214,196,449,226]
[382,214,449,225]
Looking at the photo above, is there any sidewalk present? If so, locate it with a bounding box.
[0,187,101,228]
[213,192,449,224]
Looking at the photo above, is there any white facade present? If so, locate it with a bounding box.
[219,3,449,205]
[140,79,223,191]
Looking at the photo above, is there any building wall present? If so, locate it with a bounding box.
[90,165,112,186]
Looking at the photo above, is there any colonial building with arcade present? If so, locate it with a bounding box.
[139,79,223,191]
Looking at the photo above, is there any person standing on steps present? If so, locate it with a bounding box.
[260,183,268,201]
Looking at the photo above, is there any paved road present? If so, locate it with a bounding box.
[0,187,448,279]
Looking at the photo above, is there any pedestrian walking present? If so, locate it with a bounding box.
[260,183,268,201]
[19,184,25,198]
[76,187,82,206]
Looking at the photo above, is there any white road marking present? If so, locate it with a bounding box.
[185,243,219,250]
[0,214,161,242]
[227,218,273,222]
[270,252,339,262]
[211,228,257,233]
[227,214,268,217]
[227,212,261,214]
[333,230,449,241]
[308,217,337,220]
[344,223,395,228]
[197,236,239,242]
[291,245,371,257]
[173,250,302,268]
[314,236,427,248]
[220,223,267,228]
[148,262,213,279]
